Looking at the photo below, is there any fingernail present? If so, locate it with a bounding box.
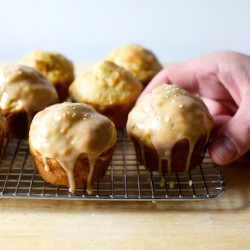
[211,136,237,163]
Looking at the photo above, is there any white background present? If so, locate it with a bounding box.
[1,0,250,63]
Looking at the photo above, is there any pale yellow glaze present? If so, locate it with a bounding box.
[127,84,213,173]
[19,50,74,87]
[106,44,162,85]
[0,64,58,125]
[69,60,142,110]
[29,102,117,194]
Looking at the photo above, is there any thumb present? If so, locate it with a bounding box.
[209,97,250,165]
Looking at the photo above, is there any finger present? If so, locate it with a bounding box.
[212,115,232,130]
[201,97,232,116]
[141,62,198,99]
[220,100,238,115]
[142,52,246,102]
[164,60,231,101]
[209,97,250,165]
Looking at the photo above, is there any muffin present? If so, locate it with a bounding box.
[29,102,117,194]
[127,84,213,174]
[69,60,143,128]
[106,44,162,87]
[0,64,58,139]
[19,50,74,101]
[0,109,7,157]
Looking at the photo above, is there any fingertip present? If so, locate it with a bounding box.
[208,135,238,165]
[208,146,229,165]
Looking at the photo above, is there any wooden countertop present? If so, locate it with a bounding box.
[0,62,249,249]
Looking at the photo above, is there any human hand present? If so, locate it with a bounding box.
[141,51,250,165]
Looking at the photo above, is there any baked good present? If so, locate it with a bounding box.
[29,102,117,194]
[0,108,7,157]
[69,60,142,128]
[106,44,162,86]
[127,84,213,173]
[0,64,58,139]
[19,50,74,101]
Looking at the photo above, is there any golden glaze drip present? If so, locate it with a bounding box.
[169,181,175,189]
[29,102,116,194]
[43,156,50,172]
[127,84,213,173]
[159,176,165,188]
[0,64,58,127]
[87,156,96,195]
[185,140,196,172]
[163,150,172,174]
[139,141,146,168]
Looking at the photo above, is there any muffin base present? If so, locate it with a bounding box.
[80,101,136,129]
[0,130,6,158]
[3,109,29,139]
[100,102,136,129]
[54,80,72,103]
[131,134,209,173]
[30,144,115,189]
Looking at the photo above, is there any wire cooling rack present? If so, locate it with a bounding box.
[0,130,225,200]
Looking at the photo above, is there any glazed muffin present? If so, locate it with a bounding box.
[19,50,74,101]
[106,44,162,87]
[0,109,7,157]
[69,60,143,128]
[0,64,58,139]
[29,102,117,194]
[127,84,213,174]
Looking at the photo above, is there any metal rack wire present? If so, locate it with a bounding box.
[0,130,225,200]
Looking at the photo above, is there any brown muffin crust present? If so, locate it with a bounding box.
[131,134,208,173]
[3,109,29,139]
[54,79,72,103]
[83,100,137,129]
[0,131,6,157]
[0,109,7,157]
[30,143,115,189]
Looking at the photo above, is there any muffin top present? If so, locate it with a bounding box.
[29,102,117,193]
[19,50,74,86]
[127,84,213,172]
[0,64,58,114]
[69,60,143,110]
[106,44,162,85]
